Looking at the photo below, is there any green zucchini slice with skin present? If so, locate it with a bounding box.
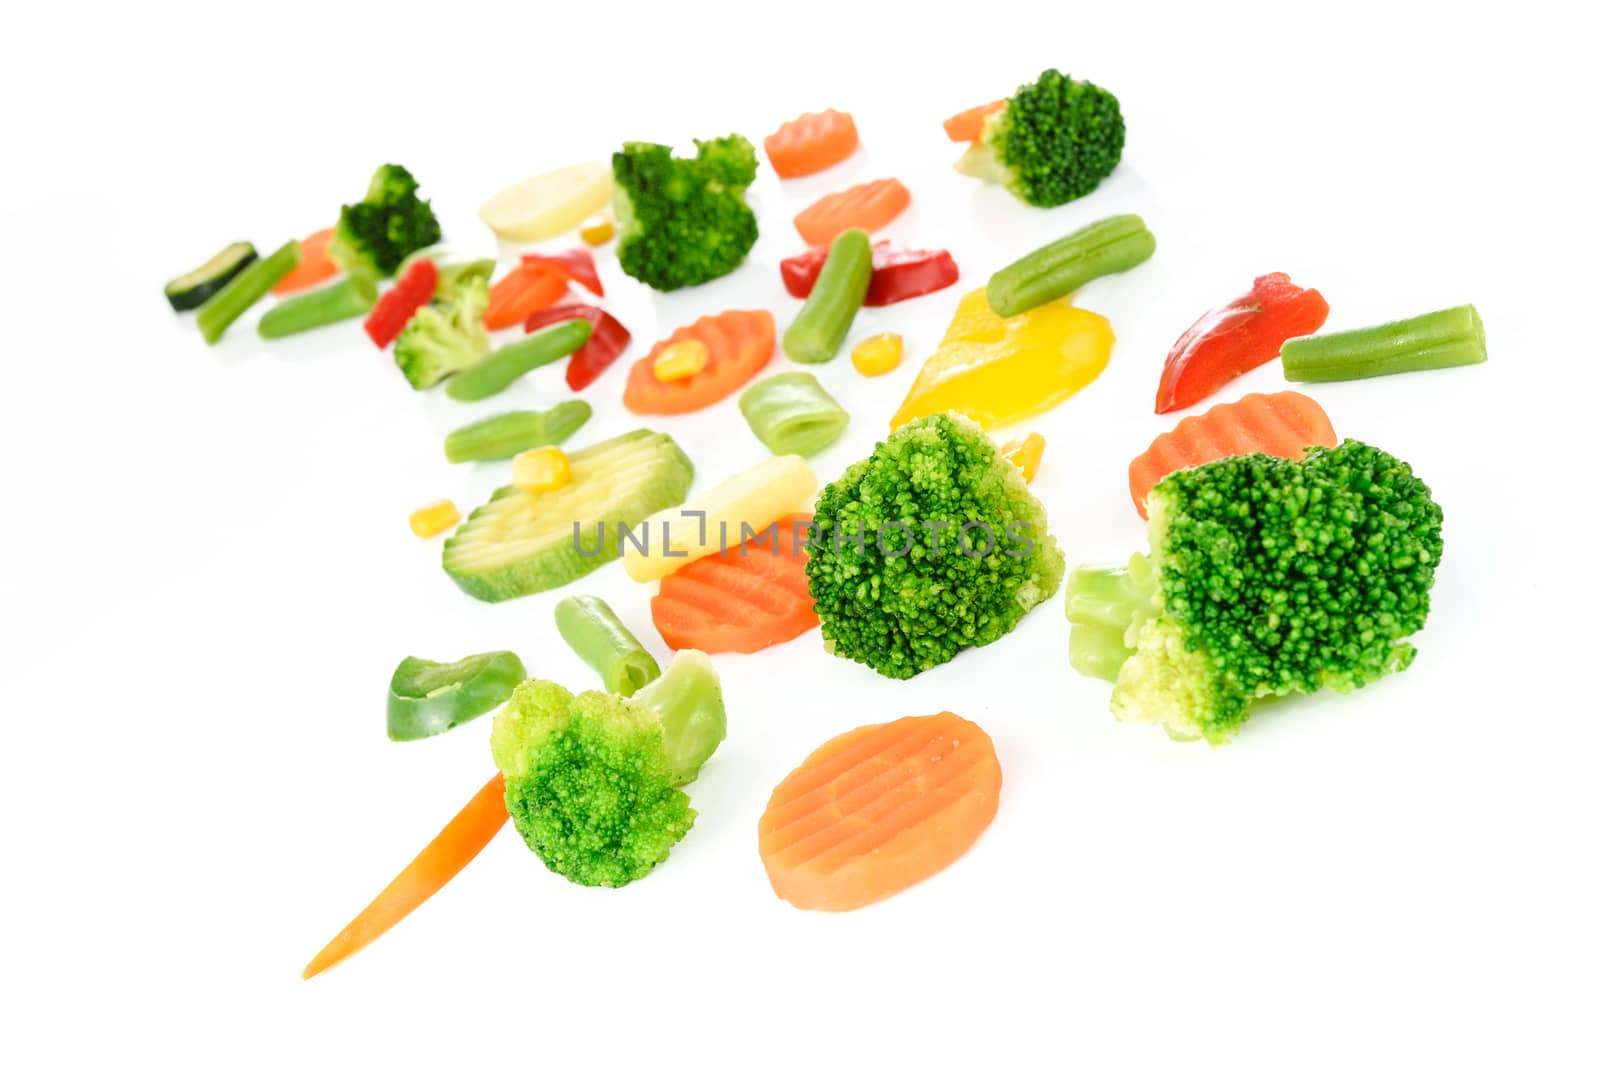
[164,242,258,311]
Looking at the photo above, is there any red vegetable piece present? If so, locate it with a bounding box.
[363,257,439,349]
[520,248,604,298]
[1154,273,1330,413]
[779,241,960,306]
[523,304,632,391]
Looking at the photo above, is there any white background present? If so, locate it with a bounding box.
[4,2,1596,1064]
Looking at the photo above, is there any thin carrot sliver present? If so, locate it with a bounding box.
[272,228,337,295]
[942,100,1004,142]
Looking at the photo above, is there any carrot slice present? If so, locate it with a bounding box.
[1128,391,1338,519]
[764,109,860,178]
[653,514,818,653]
[272,228,337,294]
[793,178,911,246]
[302,773,507,979]
[942,100,1005,142]
[622,309,775,415]
[483,263,568,331]
[758,711,1002,911]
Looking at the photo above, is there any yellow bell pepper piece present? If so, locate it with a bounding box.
[1000,433,1046,483]
[512,447,573,494]
[653,339,710,381]
[623,454,817,582]
[409,499,461,538]
[851,332,903,376]
[889,288,1113,430]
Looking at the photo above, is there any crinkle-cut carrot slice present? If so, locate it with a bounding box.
[793,178,911,247]
[652,515,817,654]
[765,109,860,178]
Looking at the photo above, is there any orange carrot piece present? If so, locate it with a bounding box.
[759,712,1002,911]
[764,109,860,178]
[302,773,508,979]
[652,514,818,653]
[622,309,775,415]
[793,178,911,246]
[271,228,337,294]
[1128,391,1338,519]
[483,264,567,331]
[942,100,1005,142]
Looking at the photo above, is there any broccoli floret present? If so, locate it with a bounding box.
[490,651,726,888]
[955,69,1125,207]
[392,276,490,390]
[1066,440,1445,743]
[612,136,759,291]
[327,164,443,278]
[806,413,1065,679]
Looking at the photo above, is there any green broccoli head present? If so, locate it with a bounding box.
[806,413,1066,680]
[392,275,490,390]
[955,69,1125,208]
[328,163,443,278]
[612,136,759,291]
[1066,440,1445,743]
[490,653,726,888]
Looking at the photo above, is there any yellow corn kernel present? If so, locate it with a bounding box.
[653,339,710,381]
[579,214,615,246]
[851,332,904,377]
[1000,433,1046,483]
[512,447,572,494]
[409,499,461,538]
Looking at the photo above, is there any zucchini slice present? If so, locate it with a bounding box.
[164,242,258,311]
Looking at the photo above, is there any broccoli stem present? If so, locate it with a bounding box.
[630,651,726,786]
[1280,304,1485,382]
[1064,557,1156,682]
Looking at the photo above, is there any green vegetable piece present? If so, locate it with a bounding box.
[738,372,850,456]
[328,164,442,278]
[387,650,526,742]
[397,245,495,305]
[195,240,301,344]
[444,401,592,463]
[986,213,1155,317]
[165,242,257,311]
[258,273,378,339]
[445,319,593,402]
[783,228,873,364]
[393,276,492,390]
[612,135,760,291]
[1281,304,1486,383]
[555,594,661,696]
[489,650,726,886]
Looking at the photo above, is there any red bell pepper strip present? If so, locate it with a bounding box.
[520,248,604,298]
[523,304,632,391]
[1154,273,1330,413]
[780,241,960,306]
[363,257,439,349]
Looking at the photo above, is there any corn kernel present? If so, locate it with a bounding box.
[409,499,460,538]
[851,332,904,376]
[579,214,615,246]
[653,339,710,381]
[1000,433,1046,483]
[512,447,572,494]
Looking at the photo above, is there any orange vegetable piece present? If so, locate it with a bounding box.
[483,263,567,331]
[272,228,337,294]
[942,100,1005,142]
[764,109,860,178]
[302,773,508,979]
[652,514,818,654]
[793,178,911,247]
[623,309,775,415]
[758,711,1002,912]
[1128,391,1338,519]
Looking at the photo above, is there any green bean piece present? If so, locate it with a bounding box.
[986,214,1155,317]
[258,273,378,338]
[444,401,592,463]
[783,228,873,364]
[554,595,661,697]
[738,372,850,457]
[196,239,301,344]
[387,650,526,742]
[445,319,593,402]
[1281,304,1486,383]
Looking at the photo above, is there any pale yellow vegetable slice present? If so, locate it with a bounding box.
[623,455,818,582]
[478,163,613,242]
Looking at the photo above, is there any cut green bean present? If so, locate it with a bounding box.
[387,650,526,741]
[986,214,1155,317]
[783,227,872,364]
[444,401,592,463]
[738,372,850,457]
[554,595,661,697]
[258,273,378,338]
[1281,304,1486,382]
[196,239,301,344]
[445,318,593,401]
